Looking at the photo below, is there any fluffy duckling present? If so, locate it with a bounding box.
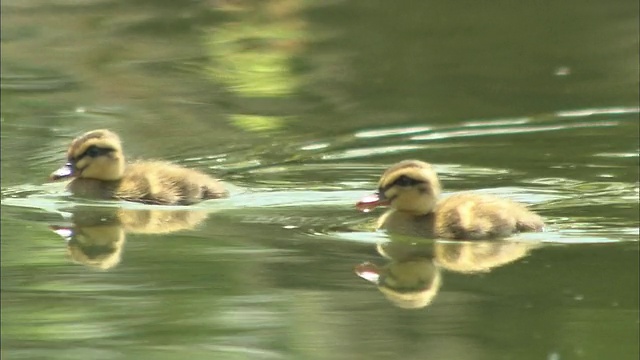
[49,129,228,205]
[357,160,544,240]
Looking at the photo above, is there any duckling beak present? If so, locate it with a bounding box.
[49,162,75,181]
[355,262,381,284]
[49,225,74,242]
[356,192,389,212]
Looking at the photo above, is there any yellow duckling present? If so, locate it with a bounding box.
[356,160,544,239]
[49,129,228,205]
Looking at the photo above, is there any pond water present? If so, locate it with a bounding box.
[1,1,639,359]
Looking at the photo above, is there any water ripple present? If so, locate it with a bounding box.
[411,121,619,141]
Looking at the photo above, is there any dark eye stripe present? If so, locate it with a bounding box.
[378,271,431,293]
[77,145,114,161]
[394,175,422,187]
[379,175,424,193]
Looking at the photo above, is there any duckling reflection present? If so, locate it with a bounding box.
[50,207,209,270]
[434,240,539,274]
[355,241,442,310]
[355,238,539,309]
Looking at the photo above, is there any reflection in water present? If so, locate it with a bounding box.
[205,0,307,133]
[355,241,441,310]
[205,1,305,98]
[50,207,209,270]
[356,237,539,309]
[433,240,539,274]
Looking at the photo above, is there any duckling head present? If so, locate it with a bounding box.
[355,260,442,309]
[50,129,125,181]
[51,224,125,270]
[357,160,441,215]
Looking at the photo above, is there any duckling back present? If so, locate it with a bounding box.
[434,193,544,240]
[116,161,228,205]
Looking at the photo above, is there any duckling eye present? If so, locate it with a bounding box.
[81,145,112,159]
[85,146,102,157]
[393,175,420,187]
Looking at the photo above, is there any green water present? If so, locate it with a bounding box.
[2,1,639,359]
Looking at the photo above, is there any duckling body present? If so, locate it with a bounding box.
[357,160,544,240]
[67,160,227,205]
[434,192,543,239]
[50,129,228,205]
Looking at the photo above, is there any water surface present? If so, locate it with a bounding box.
[2,1,639,359]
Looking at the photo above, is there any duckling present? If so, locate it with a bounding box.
[49,129,228,205]
[356,160,544,240]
